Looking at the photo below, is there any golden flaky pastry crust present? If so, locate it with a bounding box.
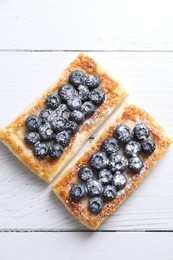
[0,53,127,182]
[52,103,172,230]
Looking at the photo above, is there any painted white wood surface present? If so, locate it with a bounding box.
[0,232,173,260]
[0,0,173,50]
[0,0,173,257]
[0,52,172,231]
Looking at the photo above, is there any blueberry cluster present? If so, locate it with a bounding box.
[24,70,105,159]
[70,123,156,213]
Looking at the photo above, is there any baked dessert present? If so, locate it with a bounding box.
[52,103,172,230]
[0,53,127,182]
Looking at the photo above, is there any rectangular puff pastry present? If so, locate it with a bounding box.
[0,53,127,183]
[52,103,172,230]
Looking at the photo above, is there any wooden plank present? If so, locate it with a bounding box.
[0,52,172,230]
[0,232,172,260]
[0,0,173,50]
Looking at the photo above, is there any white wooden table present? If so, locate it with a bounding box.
[0,1,173,259]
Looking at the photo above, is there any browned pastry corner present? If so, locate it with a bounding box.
[52,103,172,230]
[0,53,127,182]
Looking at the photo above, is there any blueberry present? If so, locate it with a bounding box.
[58,84,76,102]
[24,131,40,145]
[38,123,54,141]
[85,75,100,89]
[98,169,113,185]
[66,95,82,111]
[77,85,90,101]
[69,110,85,123]
[128,156,143,173]
[81,101,96,117]
[47,105,70,123]
[115,125,134,144]
[46,94,61,110]
[70,183,87,201]
[111,172,127,191]
[34,142,48,158]
[39,108,52,123]
[88,197,104,213]
[50,116,66,132]
[87,179,103,197]
[25,115,42,131]
[48,143,63,158]
[101,138,119,156]
[134,123,150,140]
[124,141,141,157]
[109,153,128,173]
[55,130,71,147]
[48,144,63,158]
[102,185,117,201]
[90,152,109,171]
[46,111,57,124]
[66,121,79,134]
[89,89,105,105]
[141,139,156,155]
[78,166,94,182]
[69,70,85,87]
[54,104,70,120]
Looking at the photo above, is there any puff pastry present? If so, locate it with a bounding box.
[52,103,172,230]
[0,53,127,182]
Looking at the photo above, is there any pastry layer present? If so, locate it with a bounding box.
[0,53,127,182]
[52,103,172,230]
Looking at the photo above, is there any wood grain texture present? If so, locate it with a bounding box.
[1,0,173,257]
[0,0,173,50]
[0,52,172,231]
[0,232,173,260]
